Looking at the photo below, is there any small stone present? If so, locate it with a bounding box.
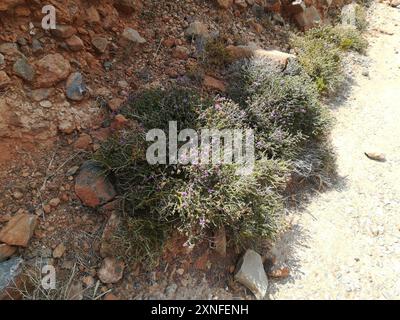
[49,198,61,208]
[362,69,369,77]
[66,166,79,177]
[51,25,77,39]
[0,244,17,262]
[365,152,386,162]
[12,191,23,200]
[234,249,268,300]
[86,6,101,23]
[0,53,4,65]
[111,114,129,130]
[30,88,53,102]
[121,28,146,44]
[82,275,95,287]
[75,161,117,208]
[53,243,66,258]
[98,257,125,284]
[0,213,38,247]
[104,293,119,300]
[58,120,75,134]
[185,21,209,40]
[216,0,233,9]
[0,43,22,57]
[0,71,10,88]
[91,36,109,53]
[31,39,43,54]
[66,72,86,101]
[43,204,52,214]
[172,46,190,60]
[66,35,85,51]
[176,268,185,275]
[39,100,52,108]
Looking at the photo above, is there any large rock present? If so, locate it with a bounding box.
[203,75,226,92]
[98,257,125,284]
[226,45,295,67]
[185,21,209,40]
[0,213,38,247]
[234,249,268,300]
[91,36,109,53]
[75,161,117,208]
[35,53,71,88]
[294,6,322,30]
[13,58,35,82]
[0,257,23,300]
[121,28,146,44]
[66,72,86,101]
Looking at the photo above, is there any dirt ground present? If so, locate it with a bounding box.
[269,2,400,299]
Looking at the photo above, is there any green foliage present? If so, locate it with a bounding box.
[202,38,233,69]
[291,35,343,95]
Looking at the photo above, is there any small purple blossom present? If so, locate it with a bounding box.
[199,216,206,228]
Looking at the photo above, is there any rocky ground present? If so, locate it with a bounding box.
[1,0,399,301]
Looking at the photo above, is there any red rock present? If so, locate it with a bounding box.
[53,243,66,258]
[66,35,85,51]
[203,75,226,92]
[0,213,38,247]
[74,133,92,150]
[172,46,190,60]
[51,25,77,39]
[104,293,120,300]
[113,0,143,14]
[86,6,100,24]
[98,257,125,284]
[163,38,176,48]
[75,161,117,208]
[35,54,71,88]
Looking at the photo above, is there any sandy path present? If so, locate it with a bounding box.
[269,2,400,299]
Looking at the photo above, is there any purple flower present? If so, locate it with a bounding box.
[199,216,206,228]
[181,191,188,197]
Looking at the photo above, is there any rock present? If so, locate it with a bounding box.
[172,46,190,60]
[226,45,294,67]
[30,88,53,102]
[35,54,71,88]
[111,114,129,130]
[0,257,23,300]
[234,249,268,300]
[82,275,95,288]
[91,36,109,53]
[0,214,37,247]
[250,21,264,34]
[114,0,143,14]
[268,267,290,279]
[75,160,117,208]
[53,243,66,258]
[0,71,10,88]
[31,39,43,55]
[66,35,85,52]
[0,53,4,66]
[294,6,321,30]
[391,0,400,7]
[185,21,209,40]
[12,191,23,200]
[49,198,61,207]
[104,293,119,300]
[66,165,80,176]
[86,6,101,23]
[39,100,52,108]
[74,133,92,150]
[66,72,86,101]
[365,152,386,162]
[0,43,22,57]
[121,28,146,44]
[13,58,35,82]
[58,120,75,134]
[98,257,125,284]
[108,98,123,111]
[51,25,77,39]
[100,212,121,258]
[203,75,226,92]
[0,244,17,262]
[217,0,233,9]
[214,226,227,257]
[234,0,248,9]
